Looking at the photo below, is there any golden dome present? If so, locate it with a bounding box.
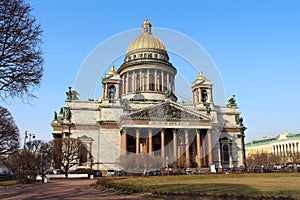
[142,18,152,27]
[106,65,117,75]
[126,18,167,54]
[127,34,167,53]
[196,71,207,81]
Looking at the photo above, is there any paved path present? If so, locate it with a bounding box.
[0,179,147,200]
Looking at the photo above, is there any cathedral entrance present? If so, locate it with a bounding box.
[120,127,213,168]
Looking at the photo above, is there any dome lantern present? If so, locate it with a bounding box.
[125,18,168,56]
[106,65,117,75]
[196,70,207,81]
[142,18,152,34]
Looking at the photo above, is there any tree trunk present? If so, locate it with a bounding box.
[65,167,68,179]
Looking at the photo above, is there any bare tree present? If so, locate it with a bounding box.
[0,0,43,102]
[3,149,37,183]
[3,139,52,183]
[52,137,83,178]
[246,154,256,171]
[30,139,52,173]
[286,152,300,172]
[268,153,282,166]
[0,106,19,155]
[52,137,62,169]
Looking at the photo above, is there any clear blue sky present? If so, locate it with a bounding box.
[2,0,300,143]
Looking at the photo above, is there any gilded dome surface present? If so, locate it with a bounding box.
[126,34,167,53]
[126,18,167,54]
[106,65,117,75]
[196,71,207,81]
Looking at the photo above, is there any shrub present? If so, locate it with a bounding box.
[15,170,37,184]
[96,178,111,187]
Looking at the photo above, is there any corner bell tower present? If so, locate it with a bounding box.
[101,65,121,104]
[192,70,213,106]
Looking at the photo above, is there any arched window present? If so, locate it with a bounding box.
[79,144,88,164]
[109,85,116,100]
[123,74,127,93]
[128,75,132,92]
[163,74,167,91]
[157,75,162,91]
[201,89,208,102]
[149,74,155,91]
[220,137,232,164]
[223,144,230,162]
[141,71,146,91]
[136,74,140,91]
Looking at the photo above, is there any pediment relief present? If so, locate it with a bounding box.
[78,135,94,142]
[122,101,210,121]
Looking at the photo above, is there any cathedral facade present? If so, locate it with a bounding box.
[51,19,246,171]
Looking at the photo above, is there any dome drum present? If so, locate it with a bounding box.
[118,57,175,74]
[125,48,169,63]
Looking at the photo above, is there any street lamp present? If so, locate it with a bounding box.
[23,131,35,150]
[178,135,187,169]
[166,156,169,176]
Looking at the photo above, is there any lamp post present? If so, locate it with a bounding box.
[178,135,187,169]
[166,156,169,176]
[23,131,35,150]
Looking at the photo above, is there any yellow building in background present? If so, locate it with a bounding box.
[246,131,300,157]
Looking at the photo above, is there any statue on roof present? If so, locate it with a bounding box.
[204,102,211,114]
[59,107,64,115]
[164,90,171,98]
[54,111,57,120]
[66,87,80,101]
[235,114,243,126]
[121,99,130,112]
[64,107,71,121]
[66,87,72,100]
[227,95,237,107]
[239,117,243,126]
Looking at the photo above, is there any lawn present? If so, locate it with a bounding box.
[0,180,17,187]
[100,173,300,199]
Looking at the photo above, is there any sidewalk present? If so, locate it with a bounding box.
[0,179,144,200]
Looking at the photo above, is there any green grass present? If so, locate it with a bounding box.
[0,180,17,187]
[102,173,300,198]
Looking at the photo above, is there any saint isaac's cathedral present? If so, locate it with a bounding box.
[51,19,246,171]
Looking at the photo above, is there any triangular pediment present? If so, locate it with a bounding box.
[78,135,94,142]
[121,100,211,121]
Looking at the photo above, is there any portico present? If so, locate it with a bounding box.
[121,127,213,167]
[119,101,213,167]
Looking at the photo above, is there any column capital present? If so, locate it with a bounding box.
[172,128,178,133]
[135,128,141,133]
